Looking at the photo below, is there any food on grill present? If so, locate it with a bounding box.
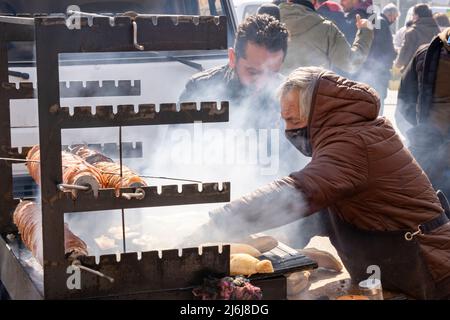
[297,248,343,272]
[242,236,278,253]
[287,271,311,298]
[13,201,88,265]
[230,253,274,277]
[69,145,114,165]
[94,235,117,251]
[94,161,147,189]
[69,145,147,189]
[201,243,262,257]
[336,295,370,300]
[193,276,263,300]
[26,145,103,187]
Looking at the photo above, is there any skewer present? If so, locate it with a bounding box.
[0,157,203,184]
[72,259,114,283]
[0,157,40,163]
[66,9,115,24]
[57,184,90,192]
[121,188,145,200]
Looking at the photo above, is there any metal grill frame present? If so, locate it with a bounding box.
[0,13,234,299]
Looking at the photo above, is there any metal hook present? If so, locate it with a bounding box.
[404,225,423,241]
[121,188,145,200]
[132,21,144,51]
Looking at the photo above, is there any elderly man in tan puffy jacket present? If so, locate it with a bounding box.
[187,67,450,300]
[279,0,374,74]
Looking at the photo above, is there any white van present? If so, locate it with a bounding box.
[233,0,272,23]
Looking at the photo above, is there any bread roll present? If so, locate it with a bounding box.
[230,253,274,276]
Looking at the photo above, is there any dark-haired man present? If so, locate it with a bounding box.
[179,14,289,120]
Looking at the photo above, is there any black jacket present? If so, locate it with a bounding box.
[179,64,284,129]
[397,33,449,127]
[397,29,450,196]
[355,14,397,98]
[342,8,369,43]
[316,4,347,35]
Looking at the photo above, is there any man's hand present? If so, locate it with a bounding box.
[356,14,373,30]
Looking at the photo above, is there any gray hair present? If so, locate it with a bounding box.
[382,3,399,17]
[277,67,323,120]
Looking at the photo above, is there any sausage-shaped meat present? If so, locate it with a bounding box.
[13,201,88,265]
[70,145,147,189]
[26,145,104,187]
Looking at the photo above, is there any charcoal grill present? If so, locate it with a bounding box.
[0,12,316,300]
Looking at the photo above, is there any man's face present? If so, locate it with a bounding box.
[280,89,308,130]
[340,0,354,13]
[387,13,399,24]
[229,42,285,91]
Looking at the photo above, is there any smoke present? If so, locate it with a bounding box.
[47,51,314,255]
[11,46,416,259]
[9,49,315,258]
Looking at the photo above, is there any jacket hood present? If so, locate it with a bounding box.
[280,3,324,36]
[307,71,380,145]
[439,27,450,51]
[414,17,440,29]
[319,1,343,13]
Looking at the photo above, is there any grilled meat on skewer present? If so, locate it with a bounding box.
[26,145,104,187]
[69,145,147,189]
[13,201,88,265]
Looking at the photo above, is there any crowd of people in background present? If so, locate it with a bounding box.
[181,0,450,299]
[252,0,450,212]
[181,0,450,214]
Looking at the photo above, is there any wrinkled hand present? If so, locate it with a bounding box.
[356,14,373,30]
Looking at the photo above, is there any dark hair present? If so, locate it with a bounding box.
[413,4,433,18]
[434,13,450,27]
[406,19,414,27]
[234,14,289,59]
[257,3,281,21]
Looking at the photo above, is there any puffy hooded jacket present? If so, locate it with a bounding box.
[289,71,450,295]
[197,70,450,298]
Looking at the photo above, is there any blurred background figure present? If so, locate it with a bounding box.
[394,19,413,53]
[397,27,450,198]
[257,3,281,21]
[340,0,372,43]
[434,12,450,32]
[395,3,440,70]
[279,0,373,74]
[316,0,347,33]
[351,3,399,114]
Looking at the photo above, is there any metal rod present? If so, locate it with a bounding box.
[121,188,145,200]
[66,10,109,18]
[0,157,202,183]
[119,126,127,253]
[8,70,30,79]
[133,21,144,51]
[139,175,202,184]
[0,157,40,163]
[57,184,90,191]
[72,260,114,283]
